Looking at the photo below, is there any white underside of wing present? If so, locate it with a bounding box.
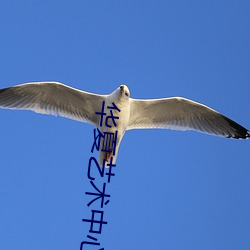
[128,97,249,139]
[0,82,107,126]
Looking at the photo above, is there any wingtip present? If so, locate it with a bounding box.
[230,130,250,139]
[222,115,250,139]
[247,130,250,139]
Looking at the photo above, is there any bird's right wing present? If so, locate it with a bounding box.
[0,82,106,126]
[128,97,249,139]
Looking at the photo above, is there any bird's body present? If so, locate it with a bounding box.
[0,82,249,167]
[97,86,130,166]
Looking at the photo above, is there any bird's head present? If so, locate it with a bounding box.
[110,84,130,103]
[119,84,130,99]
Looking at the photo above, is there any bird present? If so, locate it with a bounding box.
[0,82,249,167]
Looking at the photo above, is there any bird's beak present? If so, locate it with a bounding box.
[120,85,124,93]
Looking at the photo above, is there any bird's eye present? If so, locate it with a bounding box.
[125,92,129,97]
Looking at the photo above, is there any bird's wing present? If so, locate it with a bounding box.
[128,97,249,139]
[0,82,106,126]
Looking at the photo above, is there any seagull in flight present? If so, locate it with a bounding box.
[0,82,249,166]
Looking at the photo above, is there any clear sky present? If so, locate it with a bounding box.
[0,1,249,250]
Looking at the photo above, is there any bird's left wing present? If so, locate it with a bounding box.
[0,82,106,126]
[128,97,249,139]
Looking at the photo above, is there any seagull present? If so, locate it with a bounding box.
[0,82,249,167]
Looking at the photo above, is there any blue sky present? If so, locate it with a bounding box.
[0,1,249,249]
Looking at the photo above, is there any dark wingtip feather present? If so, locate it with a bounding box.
[247,131,250,138]
[222,115,249,139]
